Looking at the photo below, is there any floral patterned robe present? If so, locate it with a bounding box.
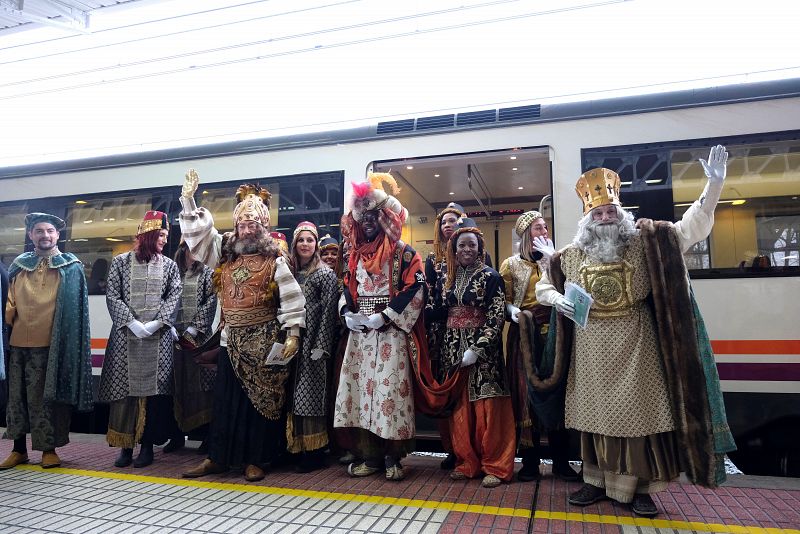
[333,244,425,441]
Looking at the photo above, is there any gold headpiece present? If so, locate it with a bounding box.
[514,210,543,237]
[136,210,169,236]
[575,168,621,215]
[232,184,271,228]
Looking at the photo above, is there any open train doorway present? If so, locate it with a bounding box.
[372,146,553,268]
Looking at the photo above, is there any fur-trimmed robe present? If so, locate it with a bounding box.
[528,219,735,487]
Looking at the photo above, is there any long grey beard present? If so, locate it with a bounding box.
[579,222,624,263]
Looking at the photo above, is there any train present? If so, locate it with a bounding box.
[1,77,799,476]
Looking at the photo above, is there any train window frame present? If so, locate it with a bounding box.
[0,170,344,289]
[582,129,800,279]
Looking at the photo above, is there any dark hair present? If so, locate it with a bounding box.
[445,228,485,290]
[174,241,200,275]
[134,231,162,263]
[290,230,321,275]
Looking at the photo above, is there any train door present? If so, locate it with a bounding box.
[373,146,553,271]
[373,146,553,442]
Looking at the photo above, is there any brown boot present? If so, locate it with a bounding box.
[0,451,29,470]
[244,464,265,482]
[182,458,227,478]
[41,450,61,469]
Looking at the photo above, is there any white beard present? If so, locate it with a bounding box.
[576,221,625,263]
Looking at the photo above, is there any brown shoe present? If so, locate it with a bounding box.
[0,451,29,470]
[41,451,61,469]
[244,464,265,482]
[182,458,227,478]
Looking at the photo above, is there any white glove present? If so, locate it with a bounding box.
[699,144,728,184]
[310,348,325,361]
[143,320,164,336]
[532,236,556,260]
[185,326,199,337]
[344,315,366,333]
[554,295,575,318]
[169,326,179,341]
[127,320,150,339]
[506,303,521,324]
[365,313,386,330]
[461,349,479,367]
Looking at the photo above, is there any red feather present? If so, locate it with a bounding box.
[352,181,372,198]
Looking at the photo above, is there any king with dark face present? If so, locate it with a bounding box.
[360,210,381,242]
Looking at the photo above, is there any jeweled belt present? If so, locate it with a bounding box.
[446,306,487,328]
[223,307,277,327]
[357,295,390,316]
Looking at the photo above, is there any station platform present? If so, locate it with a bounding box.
[0,433,798,534]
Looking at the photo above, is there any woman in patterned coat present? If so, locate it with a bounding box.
[287,222,339,472]
[170,241,218,452]
[427,219,515,488]
[99,210,182,469]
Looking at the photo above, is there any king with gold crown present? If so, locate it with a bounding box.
[531,146,736,517]
[177,170,306,483]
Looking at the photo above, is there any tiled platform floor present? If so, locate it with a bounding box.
[1,435,798,533]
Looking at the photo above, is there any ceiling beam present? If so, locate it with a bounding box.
[0,0,91,33]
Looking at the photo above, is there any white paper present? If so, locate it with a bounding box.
[564,282,593,329]
[265,342,292,365]
[343,311,370,327]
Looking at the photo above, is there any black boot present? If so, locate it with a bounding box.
[133,443,154,468]
[548,429,578,481]
[631,493,658,517]
[114,448,133,468]
[296,449,326,473]
[163,435,186,453]
[440,453,456,470]
[517,448,540,482]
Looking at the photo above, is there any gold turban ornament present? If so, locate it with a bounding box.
[514,210,544,237]
[232,184,272,228]
[575,168,622,215]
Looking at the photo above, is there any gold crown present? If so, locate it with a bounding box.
[575,168,621,215]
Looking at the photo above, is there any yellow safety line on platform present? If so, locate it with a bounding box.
[11,465,800,534]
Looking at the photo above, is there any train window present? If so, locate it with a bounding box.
[584,133,800,278]
[672,140,800,274]
[65,195,153,295]
[0,205,28,266]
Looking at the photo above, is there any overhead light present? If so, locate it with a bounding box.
[517,186,524,190]
[13,227,25,231]
[620,181,633,186]
[202,190,209,195]
[645,179,662,184]
[330,224,340,227]
[510,156,517,160]
[731,199,746,206]
[84,220,93,224]
[73,238,88,242]
[512,167,518,171]
[449,192,455,196]
[406,165,414,170]
[623,205,640,210]
[109,218,115,221]
[103,218,108,222]
[434,174,440,178]
[75,200,87,204]
[105,237,123,242]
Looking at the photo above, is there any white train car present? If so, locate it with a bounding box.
[1,78,798,475]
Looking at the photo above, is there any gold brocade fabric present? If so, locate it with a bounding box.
[7,258,60,347]
[580,260,635,318]
[499,255,540,310]
[561,236,675,438]
[220,254,278,325]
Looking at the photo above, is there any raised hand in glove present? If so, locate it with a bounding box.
[699,145,728,183]
[169,326,180,341]
[461,349,479,367]
[182,169,200,198]
[554,295,575,318]
[185,326,199,338]
[506,303,521,324]
[282,335,300,359]
[127,320,150,339]
[143,320,164,336]
[533,236,556,261]
[310,349,326,361]
[365,313,386,330]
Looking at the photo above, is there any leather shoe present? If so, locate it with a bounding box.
[0,451,29,470]
[183,458,228,478]
[41,451,61,469]
[568,483,607,506]
[631,493,659,517]
[440,453,456,470]
[244,464,265,482]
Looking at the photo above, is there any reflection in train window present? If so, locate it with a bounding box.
[672,140,800,273]
[0,205,28,267]
[66,195,152,295]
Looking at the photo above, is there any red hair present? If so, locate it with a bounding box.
[134,231,161,263]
